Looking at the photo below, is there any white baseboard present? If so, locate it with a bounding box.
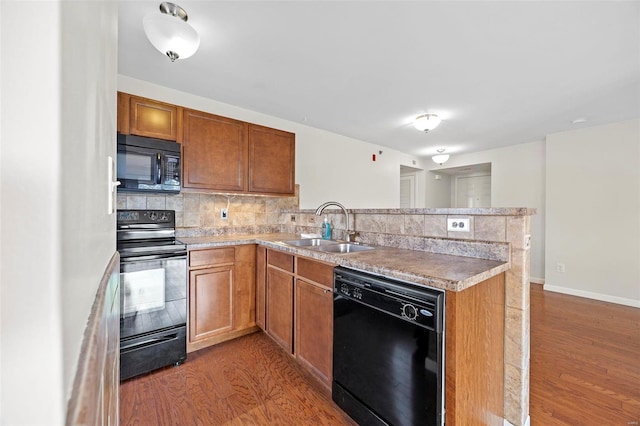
[544,285,640,308]
[504,415,530,426]
[529,277,545,285]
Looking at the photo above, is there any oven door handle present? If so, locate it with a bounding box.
[120,252,187,263]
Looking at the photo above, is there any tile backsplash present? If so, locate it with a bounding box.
[117,185,299,237]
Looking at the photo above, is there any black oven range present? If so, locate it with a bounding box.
[117,209,187,381]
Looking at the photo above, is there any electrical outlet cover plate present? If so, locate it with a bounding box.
[447,218,470,232]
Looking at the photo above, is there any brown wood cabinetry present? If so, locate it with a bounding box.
[182,109,248,192]
[255,246,267,329]
[117,92,180,141]
[295,257,334,387]
[187,245,258,352]
[260,248,335,388]
[248,124,295,195]
[445,273,505,426]
[116,92,295,195]
[265,250,295,352]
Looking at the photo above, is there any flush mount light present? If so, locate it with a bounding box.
[414,114,441,132]
[432,149,450,165]
[143,2,200,62]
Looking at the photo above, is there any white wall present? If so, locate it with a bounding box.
[427,141,546,281]
[118,75,422,209]
[545,119,640,307]
[0,1,117,424]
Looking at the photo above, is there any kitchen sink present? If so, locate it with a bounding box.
[281,239,375,254]
[281,238,336,247]
[317,243,375,253]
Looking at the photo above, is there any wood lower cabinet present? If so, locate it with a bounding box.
[256,246,267,329]
[260,248,335,388]
[295,278,333,387]
[187,245,258,352]
[248,124,295,195]
[266,250,295,353]
[117,92,179,141]
[295,256,334,388]
[189,264,234,342]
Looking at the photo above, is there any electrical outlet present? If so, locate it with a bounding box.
[290,215,296,222]
[221,208,228,220]
[447,218,470,232]
[556,262,566,273]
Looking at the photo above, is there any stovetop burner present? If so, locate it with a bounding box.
[116,210,186,259]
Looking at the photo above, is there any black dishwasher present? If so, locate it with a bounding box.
[332,267,445,426]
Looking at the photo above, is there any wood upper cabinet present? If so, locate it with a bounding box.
[187,246,257,353]
[182,108,248,192]
[117,92,296,195]
[117,92,179,141]
[248,124,295,195]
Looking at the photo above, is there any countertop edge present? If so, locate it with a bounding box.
[180,234,509,292]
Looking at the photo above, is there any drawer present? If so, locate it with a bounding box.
[297,257,335,289]
[189,247,235,268]
[267,249,294,272]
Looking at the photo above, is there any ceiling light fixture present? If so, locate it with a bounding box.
[143,2,200,62]
[432,149,450,165]
[414,114,441,132]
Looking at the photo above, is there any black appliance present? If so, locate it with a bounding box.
[117,133,181,193]
[117,209,187,381]
[332,267,445,426]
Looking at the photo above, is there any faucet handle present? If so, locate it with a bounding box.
[346,230,359,243]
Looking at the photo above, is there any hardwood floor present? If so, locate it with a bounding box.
[121,285,639,425]
[119,331,355,425]
[530,284,640,425]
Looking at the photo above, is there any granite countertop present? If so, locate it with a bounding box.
[179,233,510,292]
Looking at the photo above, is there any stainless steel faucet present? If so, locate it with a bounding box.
[314,201,357,242]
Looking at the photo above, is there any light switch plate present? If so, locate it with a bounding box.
[447,218,470,232]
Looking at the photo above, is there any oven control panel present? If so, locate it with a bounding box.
[117,210,174,224]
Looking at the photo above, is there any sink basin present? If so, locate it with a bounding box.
[317,243,375,254]
[281,239,375,254]
[282,238,336,247]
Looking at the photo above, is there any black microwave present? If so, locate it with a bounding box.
[117,133,181,193]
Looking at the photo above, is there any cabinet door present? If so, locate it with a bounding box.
[189,265,234,344]
[256,246,267,330]
[248,124,295,195]
[183,108,248,192]
[234,244,256,331]
[129,95,179,140]
[295,278,333,386]
[266,266,294,353]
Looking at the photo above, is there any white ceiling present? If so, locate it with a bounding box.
[118,1,640,158]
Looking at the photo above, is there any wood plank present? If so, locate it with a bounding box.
[530,283,640,425]
[120,332,355,425]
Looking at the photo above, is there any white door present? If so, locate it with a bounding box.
[400,174,416,208]
[455,175,491,207]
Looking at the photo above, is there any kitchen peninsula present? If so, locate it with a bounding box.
[131,199,534,426]
[118,188,534,425]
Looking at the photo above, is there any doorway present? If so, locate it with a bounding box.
[455,174,491,208]
[425,163,492,208]
[400,165,424,208]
